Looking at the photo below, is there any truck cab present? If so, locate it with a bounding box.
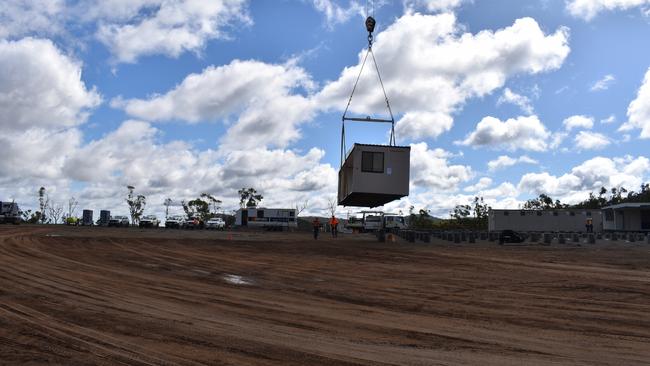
[139,215,160,228]
[0,201,21,224]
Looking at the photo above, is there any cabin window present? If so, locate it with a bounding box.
[553,212,558,216]
[536,211,543,216]
[520,211,526,216]
[570,211,575,216]
[586,211,592,217]
[361,151,384,173]
[289,211,295,217]
[605,210,614,221]
[257,210,264,218]
[503,211,509,216]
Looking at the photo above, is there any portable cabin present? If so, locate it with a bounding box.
[602,203,650,231]
[338,144,410,207]
[488,209,603,232]
[98,210,110,226]
[235,207,297,230]
[82,210,93,226]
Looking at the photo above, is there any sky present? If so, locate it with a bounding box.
[1,0,650,219]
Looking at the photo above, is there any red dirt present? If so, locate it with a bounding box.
[1,225,650,365]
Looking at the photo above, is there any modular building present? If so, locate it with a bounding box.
[98,210,110,226]
[82,210,93,226]
[488,209,603,232]
[338,143,410,208]
[602,203,650,232]
[235,207,297,230]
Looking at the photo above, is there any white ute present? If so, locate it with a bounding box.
[205,217,226,230]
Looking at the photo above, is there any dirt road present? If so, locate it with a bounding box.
[1,225,649,365]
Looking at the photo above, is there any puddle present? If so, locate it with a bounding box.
[223,274,252,285]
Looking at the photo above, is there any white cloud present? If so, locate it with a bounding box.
[311,0,363,27]
[518,155,650,201]
[315,13,570,140]
[563,115,594,131]
[574,131,611,150]
[404,0,466,12]
[464,177,492,192]
[0,0,66,38]
[567,0,650,21]
[460,115,550,152]
[0,38,101,132]
[590,74,615,91]
[600,114,616,124]
[488,155,538,171]
[497,88,534,115]
[114,60,315,149]
[621,67,650,138]
[409,143,473,190]
[95,0,250,63]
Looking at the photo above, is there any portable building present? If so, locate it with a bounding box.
[338,144,410,207]
[488,209,603,232]
[602,203,650,231]
[98,210,110,226]
[235,207,297,230]
[82,210,93,226]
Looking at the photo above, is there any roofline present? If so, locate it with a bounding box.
[602,202,650,210]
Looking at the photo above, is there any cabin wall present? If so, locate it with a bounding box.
[489,210,603,232]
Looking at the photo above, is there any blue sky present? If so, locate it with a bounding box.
[1,0,650,218]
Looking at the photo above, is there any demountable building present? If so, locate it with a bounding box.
[337,15,410,208]
[339,144,410,207]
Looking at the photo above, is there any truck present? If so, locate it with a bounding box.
[164,215,184,229]
[0,201,21,224]
[108,215,130,227]
[205,217,226,230]
[139,215,160,228]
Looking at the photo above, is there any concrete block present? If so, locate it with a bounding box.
[543,233,552,245]
[572,233,579,243]
[558,234,566,244]
[469,233,475,243]
[588,234,595,244]
[454,233,461,244]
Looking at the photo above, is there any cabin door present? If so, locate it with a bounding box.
[242,210,248,226]
[642,210,650,230]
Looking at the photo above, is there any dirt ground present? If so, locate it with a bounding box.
[1,225,649,365]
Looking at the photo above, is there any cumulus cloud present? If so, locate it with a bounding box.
[518,155,650,201]
[574,131,611,150]
[460,115,550,152]
[563,115,594,131]
[96,0,250,63]
[403,0,466,12]
[0,0,65,38]
[567,0,650,21]
[114,60,315,149]
[0,38,101,132]
[311,0,363,27]
[315,13,570,140]
[409,143,473,190]
[497,88,534,115]
[488,155,538,171]
[590,74,615,91]
[601,114,616,124]
[464,177,493,192]
[621,67,650,138]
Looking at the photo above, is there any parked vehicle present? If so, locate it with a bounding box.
[164,215,184,229]
[205,217,226,230]
[383,215,406,230]
[139,215,160,228]
[108,215,130,227]
[0,201,21,224]
[363,215,383,232]
[65,217,79,226]
[499,230,525,244]
[183,217,203,230]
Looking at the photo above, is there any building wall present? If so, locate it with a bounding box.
[489,209,603,232]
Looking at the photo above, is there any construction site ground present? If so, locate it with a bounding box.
[1,225,649,365]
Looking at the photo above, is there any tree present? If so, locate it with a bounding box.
[326,197,337,217]
[200,193,222,214]
[38,187,49,224]
[163,198,173,219]
[294,199,309,216]
[66,197,79,219]
[472,196,490,219]
[48,202,64,224]
[126,186,146,225]
[451,205,471,220]
[238,188,263,208]
[182,198,210,221]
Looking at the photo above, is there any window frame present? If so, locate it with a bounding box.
[361,151,385,174]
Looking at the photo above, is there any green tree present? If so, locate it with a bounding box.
[200,193,222,214]
[126,185,146,225]
[182,198,211,221]
[238,188,263,208]
[38,187,49,224]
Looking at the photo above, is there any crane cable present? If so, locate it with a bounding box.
[341,0,396,168]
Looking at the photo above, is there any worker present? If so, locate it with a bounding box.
[586,218,593,233]
[312,218,321,240]
[329,215,339,238]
